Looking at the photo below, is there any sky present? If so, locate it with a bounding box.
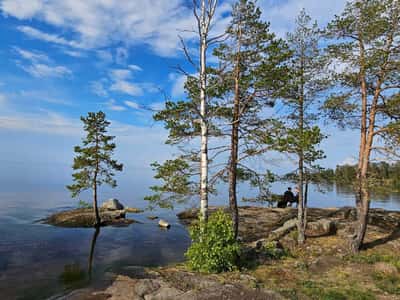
[0,0,359,187]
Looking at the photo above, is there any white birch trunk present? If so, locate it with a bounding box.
[197,0,216,222]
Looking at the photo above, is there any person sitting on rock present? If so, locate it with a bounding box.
[291,186,300,207]
[279,187,294,208]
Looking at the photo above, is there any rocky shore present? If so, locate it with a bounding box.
[60,206,400,300]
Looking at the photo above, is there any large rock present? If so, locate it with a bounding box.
[43,208,135,228]
[306,219,337,237]
[102,198,125,210]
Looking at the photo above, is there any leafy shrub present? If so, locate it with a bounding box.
[78,200,92,209]
[262,241,287,260]
[185,209,240,273]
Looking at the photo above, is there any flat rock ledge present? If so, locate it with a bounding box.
[43,208,137,228]
[177,206,400,243]
[62,267,284,300]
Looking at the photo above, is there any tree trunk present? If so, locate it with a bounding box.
[229,77,240,239]
[350,36,379,252]
[297,56,306,245]
[297,157,305,244]
[199,0,209,222]
[93,179,101,227]
[228,26,242,239]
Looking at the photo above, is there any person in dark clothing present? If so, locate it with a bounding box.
[278,187,294,208]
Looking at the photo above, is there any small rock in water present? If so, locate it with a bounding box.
[158,219,170,228]
[147,216,158,220]
[101,198,124,210]
[125,207,144,213]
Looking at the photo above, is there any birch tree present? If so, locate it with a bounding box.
[324,0,400,252]
[146,0,220,222]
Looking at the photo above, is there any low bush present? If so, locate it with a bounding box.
[185,209,240,273]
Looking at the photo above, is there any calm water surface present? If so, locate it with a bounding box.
[0,182,399,299]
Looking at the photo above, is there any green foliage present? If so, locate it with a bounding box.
[262,241,287,260]
[185,210,240,273]
[77,200,92,209]
[323,0,400,155]
[67,111,123,198]
[144,158,198,209]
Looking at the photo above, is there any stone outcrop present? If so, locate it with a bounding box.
[101,198,124,210]
[178,206,400,244]
[67,269,284,300]
[43,208,136,227]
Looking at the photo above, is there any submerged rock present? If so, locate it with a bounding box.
[158,219,170,228]
[43,208,136,228]
[125,207,144,213]
[102,198,125,210]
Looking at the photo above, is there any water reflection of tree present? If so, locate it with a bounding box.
[60,227,100,286]
[88,227,100,280]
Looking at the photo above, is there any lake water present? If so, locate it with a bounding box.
[0,182,399,299]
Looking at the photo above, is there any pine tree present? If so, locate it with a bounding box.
[67,111,123,227]
[324,0,400,252]
[213,0,291,238]
[277,9,326,244]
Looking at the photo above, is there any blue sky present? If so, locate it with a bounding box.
[0,0,359,187]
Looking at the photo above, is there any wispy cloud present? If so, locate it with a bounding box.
[1,0,229,57]
[106,99,126,111]
[90,81,108,97]
[17,25,82,48]
[13,46,72,78]
[124,100,141,110]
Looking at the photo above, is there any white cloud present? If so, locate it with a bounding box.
[110,81,142,96]
[107,99,126,111]
[21,63,72,78]
[169,73,187,98]
[124,100,140,110]
[109,68,143,96]
[1,0,230,57]
[340,157,357,166]
[259,0,347,37]
[90,81,108,97]
[17,25,82,48]
[0,0,42,19]
[0,111,80,136]
[13,46,50,62]
[149,102,165,111]
[14,46,72,78]
[128,64,142,72]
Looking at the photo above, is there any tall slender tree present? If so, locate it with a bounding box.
[324,0,400,252]
[67,111,123,227]
[213,0,290,238]
[145,0,220,222]
[277,9,326,244]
